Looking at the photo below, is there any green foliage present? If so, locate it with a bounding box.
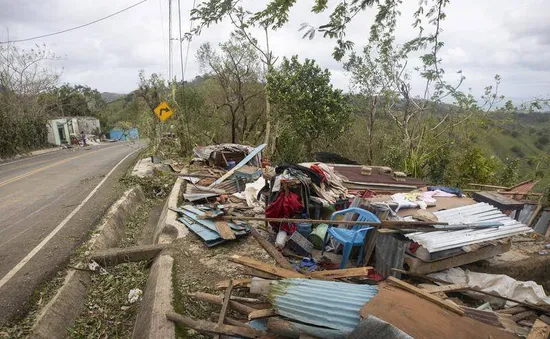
[267,56,350,160]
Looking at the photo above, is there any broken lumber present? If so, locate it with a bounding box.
[422,283,469,294]
[248,309,277,321]
[210,313,250,328]
[392,268,550,315]
[267,318,345,339]
[527,319,550,339]
[166,312,264,338]
[211,215,449,227]
[189,292,255,315]
[249,227,294,270]
[242,267,279,280]
[230,296,263,304]
[387,276,464,316]
[230,255,304,279]
[216,278,252,290]
[215,220,237,240]
[528,198,543,227]
[512,311,537,323]
[309,267,373,279]
[497,306,528,315]
[214,280,234,339]
[88,244,168,266]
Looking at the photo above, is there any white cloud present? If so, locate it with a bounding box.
[0,0,548,102]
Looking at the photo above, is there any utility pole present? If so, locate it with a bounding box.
[168,0,173,82]
[177,0,184,82]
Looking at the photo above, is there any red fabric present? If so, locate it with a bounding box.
[310,165,326,183]
[367,270,384,282]
[409,242,420,254]
[265,192,303,234]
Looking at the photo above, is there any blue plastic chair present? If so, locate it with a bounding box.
[322,208,380,269]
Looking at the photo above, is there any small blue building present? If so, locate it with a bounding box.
[110,128,139,141]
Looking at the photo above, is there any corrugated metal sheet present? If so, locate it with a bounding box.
[270,278,378,333]
[375,233,406,278]
[518,203,536,225]
[534,211,550,235]
[405,203,532,253]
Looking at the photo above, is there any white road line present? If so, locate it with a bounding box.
[0,147,141,290]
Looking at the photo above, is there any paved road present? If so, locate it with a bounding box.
[0,143,142,325]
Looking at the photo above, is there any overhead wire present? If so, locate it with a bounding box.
[0,0,149,44]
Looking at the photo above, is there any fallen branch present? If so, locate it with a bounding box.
[249,227,294,270]
[189,292,255,315]
[166,312,264,338]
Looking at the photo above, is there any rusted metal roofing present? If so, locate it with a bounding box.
[331,165,424,190]
[269,278,378,333]
[405,203,532,253]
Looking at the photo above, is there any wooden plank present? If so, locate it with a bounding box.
[310,267,373,279]
[472,191,524,210]
[422,283,469,294]
[528,199,543,227]
[166,312,264,338]
[215,215,448,227]
[216,278,252,290]
[214,280,234,339]
[216,220,237,240]
[88,244,168,266]
[242,267,279,280]
[249,227,294,270]
[496,306,528,315]
[527,319,550,339]
[189,292,255,315]
[209,144,266,187]
[248,309,277,321]
[512,311,536,323]
[387,276,464,316]
[230,255,304,279]
[211,312,250,328]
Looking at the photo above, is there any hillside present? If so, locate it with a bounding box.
[101,92,125,103]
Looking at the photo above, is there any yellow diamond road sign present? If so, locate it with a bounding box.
[154,101,173,122]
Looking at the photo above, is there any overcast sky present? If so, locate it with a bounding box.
[1,0,549,104]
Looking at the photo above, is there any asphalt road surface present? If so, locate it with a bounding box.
[0,143,142,325]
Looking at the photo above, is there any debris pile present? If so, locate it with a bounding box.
[167,143,550,338]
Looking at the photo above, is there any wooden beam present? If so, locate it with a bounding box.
[249,227,294,270]
[310,267,373,279]
[527,319,550,339]
[88,244,168,266]
[214,280,234,339]
[387,276,464,316]
[215,220,237,240]
[230,296,263,304]
[189,292,255,315]
[512,311,536,323]
[496,306,528,315]
[166,312,264,338]
[210,313,250,328]
[248,309,277,321]
[210,215,448,227]
[230,255,304,279]
[528,199,543,228]
[216,278,252,290]
[422,283,469,294]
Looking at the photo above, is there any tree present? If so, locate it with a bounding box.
[0,43,60,156]
[267,56,350,158]
[49,84,105,117]
[191,6,278,152]
[196,33,264,143]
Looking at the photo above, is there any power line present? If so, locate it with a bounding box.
[0,0,149,44]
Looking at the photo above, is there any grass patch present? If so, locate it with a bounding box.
[67,262,149,339]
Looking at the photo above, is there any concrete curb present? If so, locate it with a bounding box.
[132,254,175,339]
[30,185,145,339]
[153,170,189,244]
[133,170,189,339]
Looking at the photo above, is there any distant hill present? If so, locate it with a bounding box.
[101,92,125,103]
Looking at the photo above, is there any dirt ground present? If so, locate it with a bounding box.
[171,231,275,338]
